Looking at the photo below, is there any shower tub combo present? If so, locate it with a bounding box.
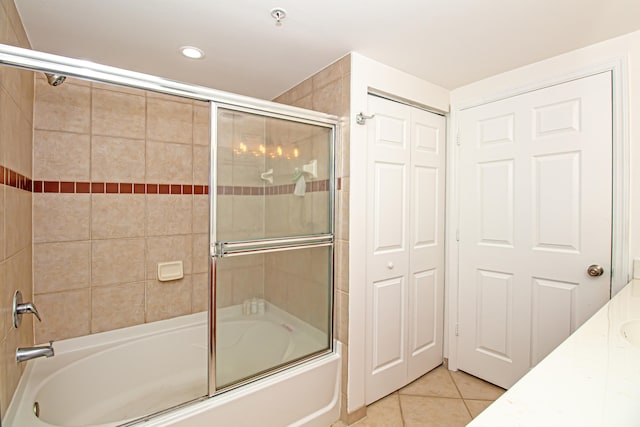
[6,306,341,427]
[1,44,340,427]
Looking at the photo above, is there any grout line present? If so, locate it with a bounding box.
[393,392,406,427]
[448,367,474,419]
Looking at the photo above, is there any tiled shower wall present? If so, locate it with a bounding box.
[0,0,35,414]
[272,54,352,420]
[31,79,211,344]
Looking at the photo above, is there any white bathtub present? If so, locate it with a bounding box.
[4,304,341,427]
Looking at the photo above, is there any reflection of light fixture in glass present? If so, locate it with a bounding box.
[277,146,283,156]
[239,143,247,153]
[259,144,266,154]
[293,148,299,158]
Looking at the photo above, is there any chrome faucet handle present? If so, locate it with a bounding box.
[12,290,42,328]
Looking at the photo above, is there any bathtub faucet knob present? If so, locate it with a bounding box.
[12,290,42,328]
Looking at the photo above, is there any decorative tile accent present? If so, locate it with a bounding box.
[2,166,333,196]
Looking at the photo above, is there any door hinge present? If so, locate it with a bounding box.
[455,324,460,337]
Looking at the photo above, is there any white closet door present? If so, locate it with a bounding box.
[457,72,612,388]
[365,96,411,404]
[365,95,445,404]
[407,108,446,382]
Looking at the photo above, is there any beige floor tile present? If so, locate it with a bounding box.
[465,399,494,418]
[450,371,505,400]
[399,365,460,398]
[400,395,471,427]
[353,393,403,427]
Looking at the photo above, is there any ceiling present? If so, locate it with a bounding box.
[14,0,640,100]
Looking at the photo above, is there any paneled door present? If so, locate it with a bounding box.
[365,95,445,404]
[457,72,612,388]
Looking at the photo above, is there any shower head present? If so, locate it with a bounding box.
[44,73,66,86]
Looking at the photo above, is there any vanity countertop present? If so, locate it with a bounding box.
[468,279,640,427]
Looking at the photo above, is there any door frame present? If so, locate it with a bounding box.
[446,57,630,372]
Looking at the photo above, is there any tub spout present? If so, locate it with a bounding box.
[16,342,54,363]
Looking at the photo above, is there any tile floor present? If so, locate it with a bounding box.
[332,365,505,426]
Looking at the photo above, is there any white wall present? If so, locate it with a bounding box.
[446,29,640,368]
[348,52,449,413]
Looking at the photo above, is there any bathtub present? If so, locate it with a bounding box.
[4,303,341,427]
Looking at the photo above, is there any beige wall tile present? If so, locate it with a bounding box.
[3,328,23,409]
[193,195,209,235]
[337,189,350,240]
[0,188,4,262]
[192,272,209,313]
[146,195,192,236]
[145,276,192,322]
[91,81,144,95]
[289,79,313,101]
[34,130,90,181]
[335,290,349,343]
[193,104,210,146]
[91,194,145,239]
[0,260,6,340]
[146,91,193,104]
[292,95,313,110]
[193,145,210,185]
[4,248,31,332]
[337,54,351,76]
[215,267,233,309]
[3,67,34,123]
[92,88,145,139]
[34,289,90,343]
[231,264,264,305]
[146,140,193,183]
[147,98,193,144]
[216,195,233,240]
[91,136,145,182]
[231,196,264,240]
[5,187,30,256]
[192,233,209,274]
[34,78,90,133]
[145,235,193,279]
[313,79,343,116]
[335,240,349,293]
[312,62,342,91]
[91,282,145,333]
[91,238,145,287]
[33,194,90,243]
[0,337,8,416]
[2,0,29,48]
[0,88,32,176]
[34,241,90,294]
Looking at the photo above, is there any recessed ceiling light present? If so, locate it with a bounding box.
[180,46,205,59]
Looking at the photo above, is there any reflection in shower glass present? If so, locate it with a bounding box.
[216,109,332,241]
[214,107,334,389]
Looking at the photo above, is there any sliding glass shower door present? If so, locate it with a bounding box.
[210,106,335,391]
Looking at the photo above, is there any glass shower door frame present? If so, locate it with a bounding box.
[208,102,337,395]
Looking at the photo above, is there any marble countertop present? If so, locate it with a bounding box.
[468,279,640,427]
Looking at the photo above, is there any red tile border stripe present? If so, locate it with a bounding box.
[2,166,335,196]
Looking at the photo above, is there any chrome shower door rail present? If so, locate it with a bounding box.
[213,235,334,258]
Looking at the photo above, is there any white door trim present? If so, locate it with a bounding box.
[445,57,630,372]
